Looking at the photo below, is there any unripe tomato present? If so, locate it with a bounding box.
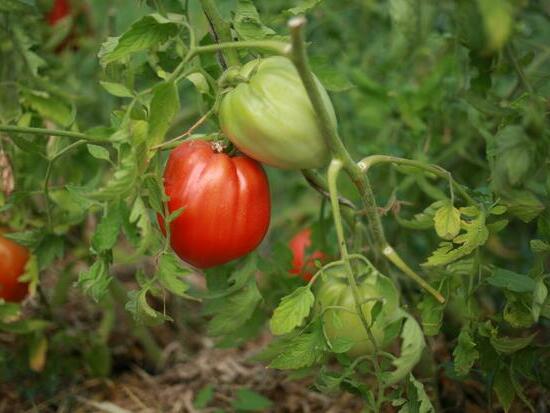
[160,140,271,268]
[218,56,336,170]
[47,0,71,26]
[0,232,30,302]
[316,261,400,357]
[289,228,325,282]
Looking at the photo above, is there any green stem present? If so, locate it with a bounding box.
[287,17,444,304]
[0,125,92,141]
[358,154,476,206]
[327,160,384,401]
[199,0,240,68]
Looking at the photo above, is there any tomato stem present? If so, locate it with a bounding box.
[287,17,445,305]
[199,0,241,68]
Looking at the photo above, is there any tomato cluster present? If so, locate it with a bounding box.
[162,56,335,269]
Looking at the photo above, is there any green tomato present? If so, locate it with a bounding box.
[316,261,400,357]
[218,56,336,170]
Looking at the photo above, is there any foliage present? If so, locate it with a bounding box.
[0,0,549,411]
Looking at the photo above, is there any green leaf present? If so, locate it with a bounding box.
[90,148,138,201]
[424,208,488,267]
[206,278,262,337]
[233,0,276,41]
[530,239,550,254]
[493,366,515,412]
[157,253,191,297]
[382,310,426,385]
[418,294,445,336]
[148,81,180,147]
[487,269,537,293]
[12,26,46,76]
[502,190,544,223]
[433,201,461,240]
[270,286,314,336]
[269,323,327,370]
[0,0,35,13]
[125,283,172,325]
[398,374,436,413]
[100,14,182,65]
[86,144,111,162]
[453,327,479,377]
[194,385,214,409]
[286,0,322,15]
[231,388,273,412]
[490,332,537,354]
[91,202,123,253]
[310,56,354,92]
[99,81,134,98]
[23,91,73,127]
[77,259,112,302]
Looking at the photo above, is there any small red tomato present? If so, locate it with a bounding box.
[0,232,30,302]
[47,0,71,26]
[289,228,325,281]
[160,140,271,268]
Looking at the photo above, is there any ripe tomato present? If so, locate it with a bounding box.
[47,0,71,26]
[289,228,325,282]
[218,56,336,170]
[160,140,271,268]
[0,232,30,302]
[316,260,400,357]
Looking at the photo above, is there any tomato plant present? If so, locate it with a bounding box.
[218,56,336,170]
[0,232,29,303]
[161,140,271,268]
[289,228,325,281]
[1,0,549,411]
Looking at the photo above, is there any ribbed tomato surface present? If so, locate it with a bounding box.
[161,141,271,268]
[0,233,30,302]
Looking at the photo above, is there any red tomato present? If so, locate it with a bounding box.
[0,233,30,302]
[160,140,271,268]
[289,228,325,281]
[47,0,71,25]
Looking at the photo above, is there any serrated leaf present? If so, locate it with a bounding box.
[270,323,327,370]
[270,286,314,336]
[424,209,488,267]
[233,0,276,41]
[453,327,479,377]
[434,201,461,240]
[206,278,262,336]
[90,148,138,201]
[530,239,550,254]
[92,202,123,253]
[286,0,322,15]
[157,253,190,297]
[100,14,181,65]
[382,310,425,385]
[77,260,112,302]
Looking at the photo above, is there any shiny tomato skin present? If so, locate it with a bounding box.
[219,56,336,170]
[161,140,271,269]
[289,228,325,281]
[0,234,30,302]
[47,0,71,25]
